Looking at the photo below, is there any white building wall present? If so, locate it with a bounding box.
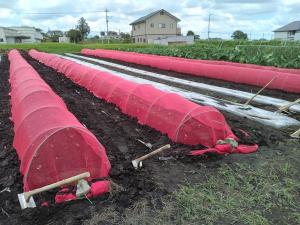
[146,34,178,43]
[6,37,16,44]
[134,34,187,44]
[274,31,300,41]
[153,36,194,45]
[274,32,288,40]
[132,22,146,37]
[59,36,70,43]
[295,31,300,40]
[9,27,43,43]
[21,38,39,43]
[0,28,7,44]
[146,13,178,35]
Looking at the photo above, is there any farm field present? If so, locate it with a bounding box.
[1,40,300,68]
[0,45,300,225]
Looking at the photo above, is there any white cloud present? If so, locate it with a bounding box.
[0,8,11,18]
[0,0,298,39]
[17,0,70,10]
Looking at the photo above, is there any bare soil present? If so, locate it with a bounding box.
[0,52,298,225]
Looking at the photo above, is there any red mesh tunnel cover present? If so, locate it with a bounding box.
[29,49,258,155]
[8,50,110,191]
[81,48,300,94]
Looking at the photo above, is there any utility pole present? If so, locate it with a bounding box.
[208,13,212,40]
[105,8,109,43]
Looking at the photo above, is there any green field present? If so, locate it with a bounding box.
[1,40,300,68]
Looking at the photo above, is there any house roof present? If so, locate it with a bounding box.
[130,9,180,25]
[1,27,30,38]
[274,21,300,32]
[9,26,43,40]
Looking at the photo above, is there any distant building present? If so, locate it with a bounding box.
[47,30,64,37]
[153,35,194,46]
[130,9,181,44]
[9,26,43,43]
[105,31,122,40]
[0,27,30,44]
[59,35,70,43]
[273,21,300,41]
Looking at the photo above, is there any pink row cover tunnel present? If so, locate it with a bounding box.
[29,49,258,155]
[8,49,111,191]
[81,49,300,94]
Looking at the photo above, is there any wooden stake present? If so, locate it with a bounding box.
[244,77,277,106]
[132,144,171,169]
[277,98,300,113]
[23,172,90,202]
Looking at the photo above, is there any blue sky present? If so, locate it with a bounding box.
[0,0,299,39]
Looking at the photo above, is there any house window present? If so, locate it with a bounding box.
[0,38,3,42]
[288,30,296,36]
[159,23,166,28]
[143,38,146,43]
[160,11,164,15]
[170,23,174,28]
[150,23,154,28]
[138,25,140,29]
[133,26,136,31]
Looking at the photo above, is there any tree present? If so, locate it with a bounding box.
[92,35,100,40]
[76,17,90,41]
[66,29,82,43]
[120,32,131,43]
[100,31,106,37]
[187,30,195,36]
[108,31,118,36]
[231,30,248,40]
[194,35,200,40]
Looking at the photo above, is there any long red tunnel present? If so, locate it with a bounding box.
[8,50,111,191]
[81,48,300,94]
[29,49,258,156]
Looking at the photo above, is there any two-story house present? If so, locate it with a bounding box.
[130,9,181,43]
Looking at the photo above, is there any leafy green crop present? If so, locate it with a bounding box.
[1,40,300,68]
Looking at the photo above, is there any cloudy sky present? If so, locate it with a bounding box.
[0,0,299,39]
